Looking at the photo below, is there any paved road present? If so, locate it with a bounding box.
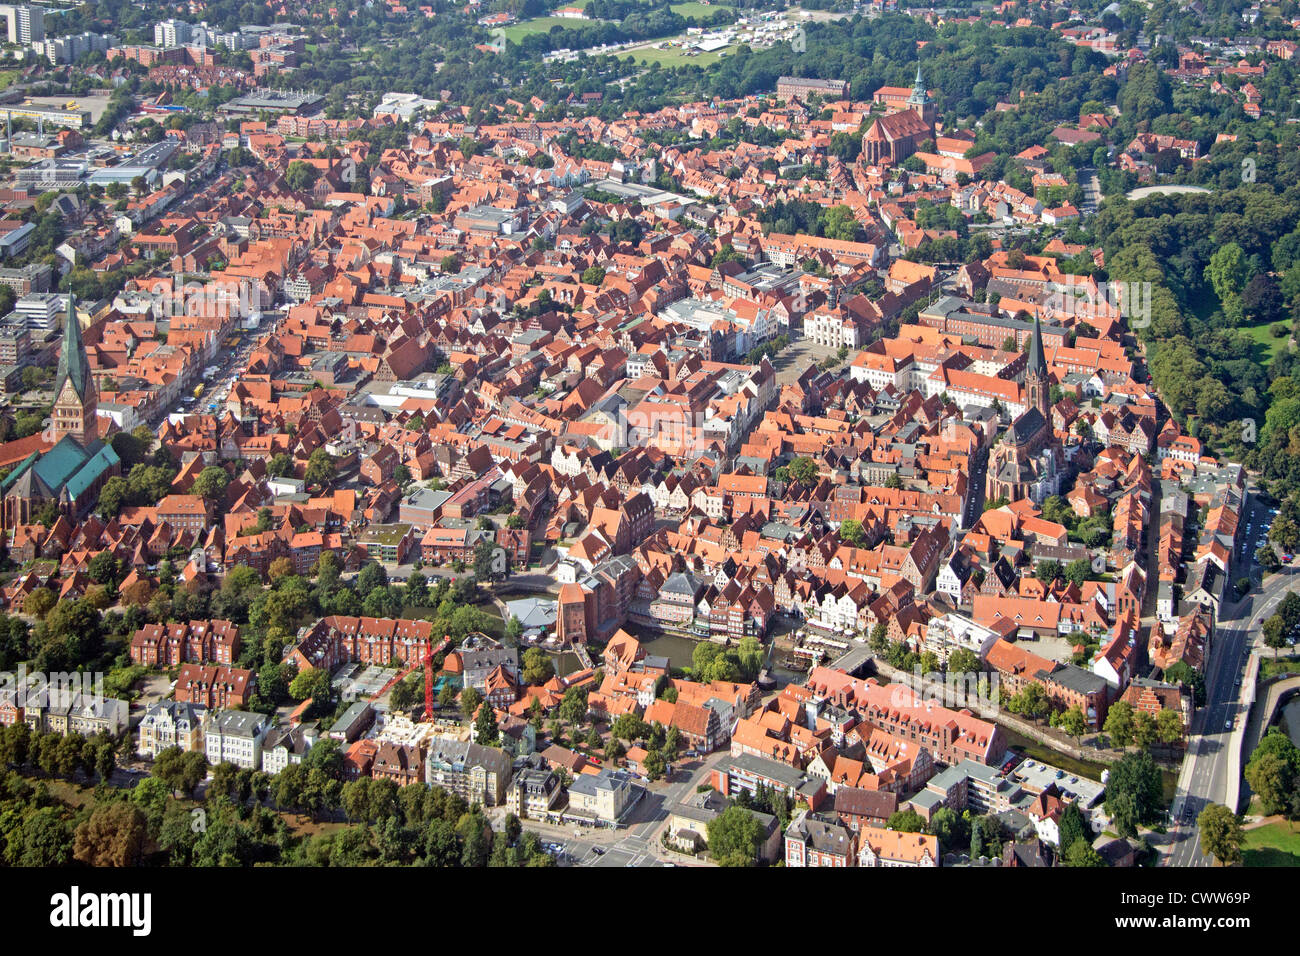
[1079,167,1102,215]
[1164,496,1289,866]
[964,449,987,528]
[489,751,726,867]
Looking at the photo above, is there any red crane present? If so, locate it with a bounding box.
[423,637,434,721]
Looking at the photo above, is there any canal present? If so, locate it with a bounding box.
[1283,698,1300,748]
[542,621,808,686]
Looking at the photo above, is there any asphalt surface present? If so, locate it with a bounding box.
[489,751,726,867]
[1163,495,1288,866]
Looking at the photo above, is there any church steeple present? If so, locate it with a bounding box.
[907,63,936,128]
[1025,310,1050,419]
[52,293,97,444]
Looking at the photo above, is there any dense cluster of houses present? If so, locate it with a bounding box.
[0,11,1266,868]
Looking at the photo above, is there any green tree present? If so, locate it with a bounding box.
[97,475,131,517]
[474,700,500,745]
[927,806,969,853]
[285,160,319,191]
[611,712,648,742]
[267,452,295,478]
[1195,803,1243,866]
[460,686,483,720]
[706,805,764,866]
[522,647,554,685]
[289,667,332,709]
[389,672,424,712]
[1057,801,1092,856]
[1205,242,1249,321]
[787,457,817,485]
[305,448,336,487]
[643,749,667,781]
[1058,705,1088,742]
[1132,710,1158,749]
[1243,729,1300,818]
[1155,708,1184,745]
[1105,750,1164,837]
[886,809,926,833]
[947,648,981,675]
[558,686,587,725]
[1103,700,1135,747]
[192,465,231,501]
[1064,558,1092,587]
[839,518,866,547]
[1064,839,1107,866]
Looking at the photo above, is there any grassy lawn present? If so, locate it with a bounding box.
[282,812,353,840]
[628,45,729,66]
[0,70,17,92]
[1240,319,1292,367]
[1243,819,1300,866]
[669,1,732,16]
[1259,655,1300,680]
[498,16,600,41]
[44,779,97,810]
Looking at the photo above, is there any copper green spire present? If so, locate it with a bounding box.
[55,292,89,402]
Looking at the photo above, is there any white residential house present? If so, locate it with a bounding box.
[203,710,272,770]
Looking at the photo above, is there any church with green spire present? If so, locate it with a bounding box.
[984,310,1065,504]
[1,295,120,529]
[861,63,937,167]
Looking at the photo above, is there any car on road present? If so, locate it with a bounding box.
[592,847,605,856]
[1225,718,1234,731]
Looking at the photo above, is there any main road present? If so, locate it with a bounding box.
[1163,495,1291,865]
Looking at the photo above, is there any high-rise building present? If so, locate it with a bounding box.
[16,3,42,43]
[0,4,44,44]
[154,17,191,48]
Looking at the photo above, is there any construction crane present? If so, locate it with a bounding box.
[423,637,434,721]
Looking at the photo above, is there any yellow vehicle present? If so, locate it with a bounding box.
[193,384,205,399]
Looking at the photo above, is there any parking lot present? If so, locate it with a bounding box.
[770,336,844,386]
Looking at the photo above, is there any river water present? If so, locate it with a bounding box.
[541,622,807,685]
[1283,699,1300,747]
